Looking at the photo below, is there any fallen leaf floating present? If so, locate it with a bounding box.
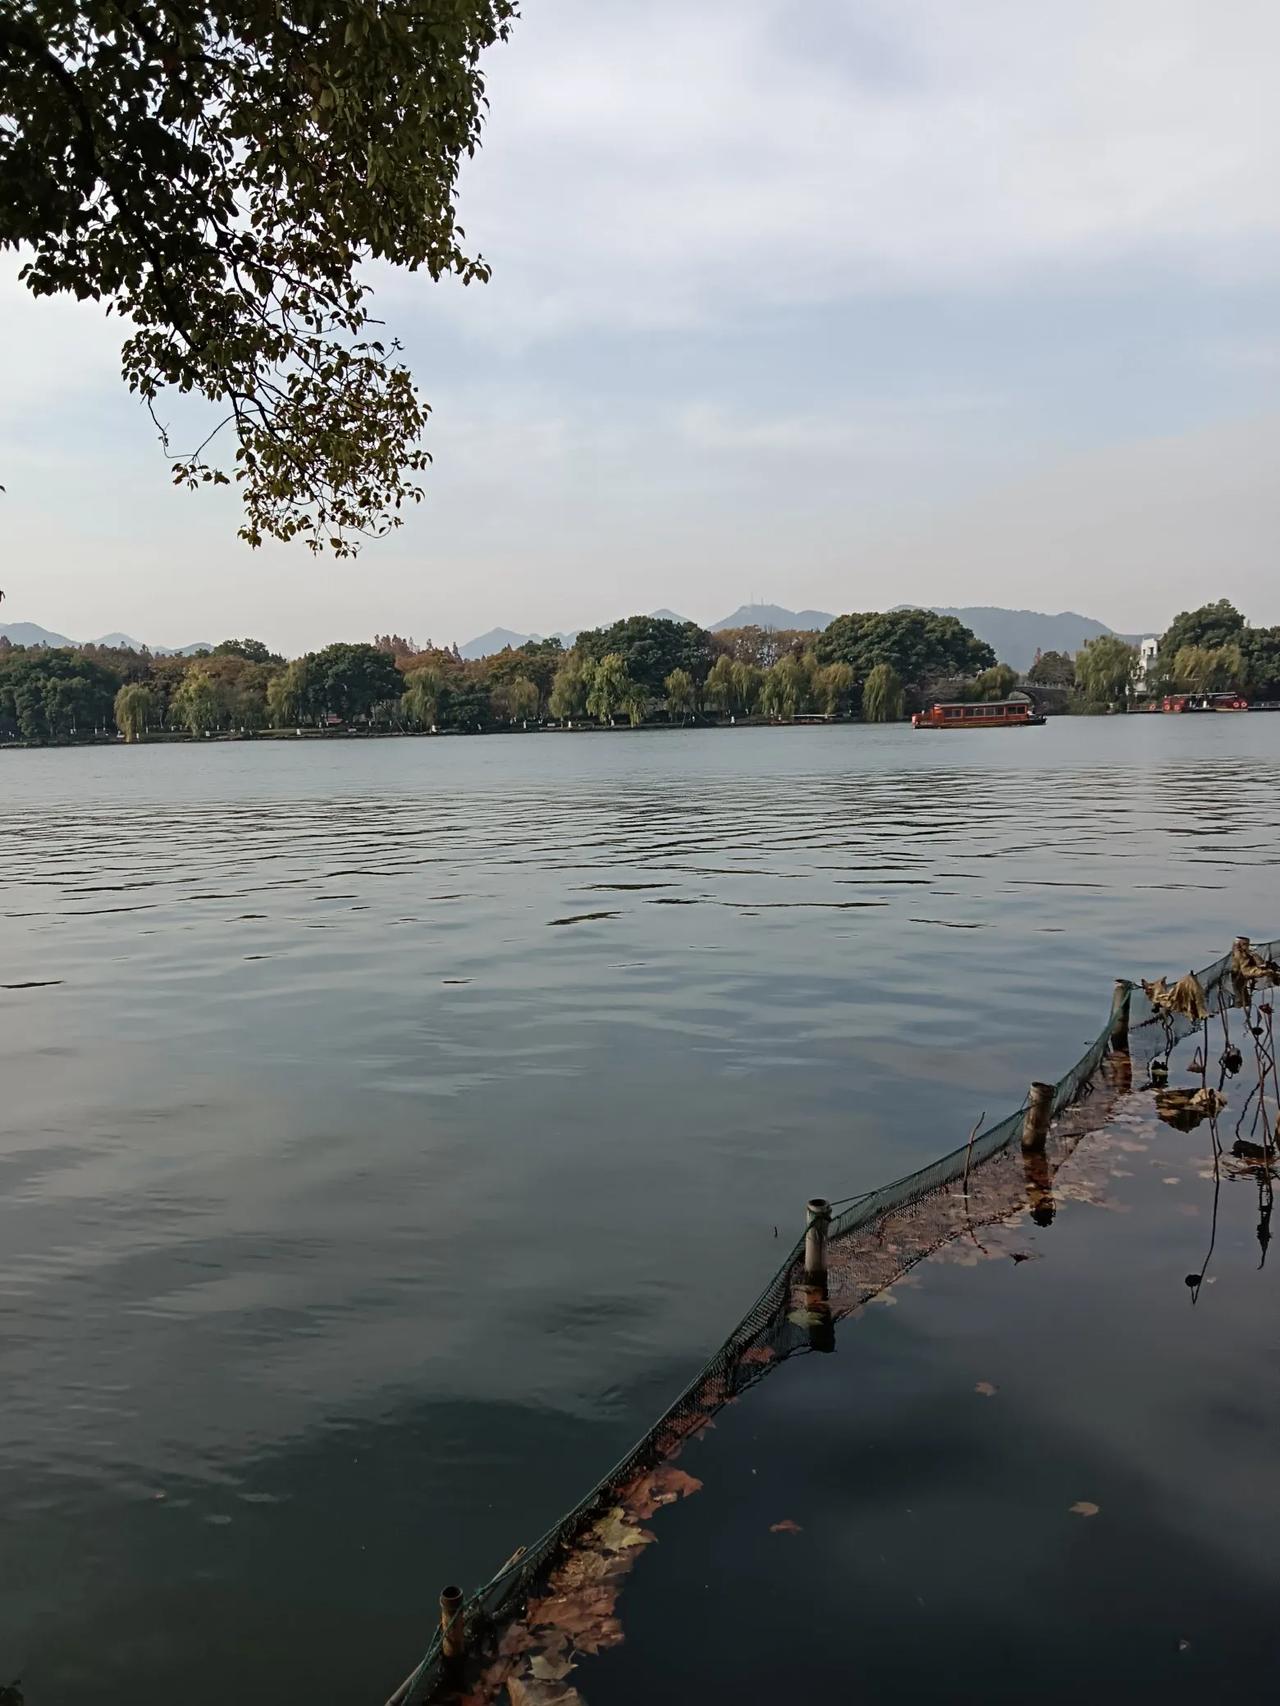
[616,1465,702,1521]
[1069,1501,1100,1518]
[588,1507,655,1554]
[508,1679,583,1706]
[528,1653,576,1684]
[974,1381,998,1397]
[525,1587,624,1656]
[769,1518,803,1534]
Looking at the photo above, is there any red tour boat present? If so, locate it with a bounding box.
[1161,692,1249,713]
[912,697,1046,730]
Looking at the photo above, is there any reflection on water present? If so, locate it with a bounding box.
[1,719,1279,1703]
[566,1020,1280,1706]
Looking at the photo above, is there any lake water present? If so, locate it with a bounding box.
[567,1045,1280,1706]
[2,718,1278,1704]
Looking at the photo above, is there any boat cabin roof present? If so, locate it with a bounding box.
[931,698,1029,710]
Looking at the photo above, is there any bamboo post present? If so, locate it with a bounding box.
[440,1585,465,1664]
[1021,1082,1053,1153]
[1109,979,1133,1054]
[804,1198,831,1287]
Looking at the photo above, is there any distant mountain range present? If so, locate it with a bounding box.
[709,602,836,633]
[457,602,1143,669]
[896,607,1147,673]
[457,626,578,660]
[5,604,1152,675]
[0,622,213,655]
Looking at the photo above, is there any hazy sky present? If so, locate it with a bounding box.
[3,0,1279,652]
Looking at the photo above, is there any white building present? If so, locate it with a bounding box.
[1135,636,1159,689]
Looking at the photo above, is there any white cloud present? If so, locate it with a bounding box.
[5,0,1279,642]
[423,0,1280,340]
[838,412,1280,629]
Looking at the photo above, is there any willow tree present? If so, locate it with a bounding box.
[585,653,629,725]
[266,659,310,726]
[664,667,695,723]
[507,675,539,723]
[622,683,649,727]
[1075,635,1137,710]
[548,655,587,722]
[815,660,855,716]
[730,651,761,706]
[861,662,904,723]
[702,654,734,715]
[1171,642,1243,693]
[1,1,516,555]
[760,655,807,721]
[402,667,446,730]
[170,670,222,733]
[113,681,154,741]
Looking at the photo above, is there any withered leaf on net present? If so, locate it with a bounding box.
[497,1624,536,1659]
[528,1652,576,1683]
[617,1465,703,1520]
[507,1678,584,1706]
[526,1585,620,1643]
[587,1507,655,1554]
[545,1547,628,1595]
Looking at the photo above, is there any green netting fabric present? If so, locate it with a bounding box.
[389,935,1277,1706]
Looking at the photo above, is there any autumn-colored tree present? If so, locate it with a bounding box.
[373,634,421,661]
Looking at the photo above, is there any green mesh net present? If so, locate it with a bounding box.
[388,934,1278,1706]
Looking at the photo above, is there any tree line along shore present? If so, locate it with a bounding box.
[1,599,1276,746]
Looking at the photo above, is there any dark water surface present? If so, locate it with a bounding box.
[1,719,1277,1702]
[575,1058,1280,1706]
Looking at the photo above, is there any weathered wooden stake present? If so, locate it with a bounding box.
[804,1198,831,1286]
[1109,979,1133,1053]
[440,1585,465,1663]
[806,1296,836,1354]
[1021,1147,1056,1227]
[1020,1082,1053,1153]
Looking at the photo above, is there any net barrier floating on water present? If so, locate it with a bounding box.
[385,933,1280,1706]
